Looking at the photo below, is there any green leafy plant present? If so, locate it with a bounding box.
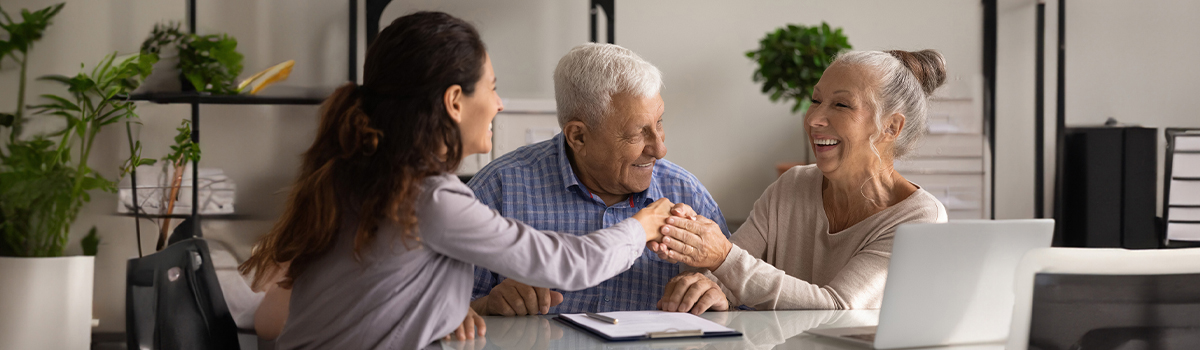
[0,3,64,142]
[746,22,852,114]
[0,52,154,257]
[81,226,98,256]
[155,119,200,250]
[140,22,244,94]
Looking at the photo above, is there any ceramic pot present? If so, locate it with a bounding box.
[0,256,94,350]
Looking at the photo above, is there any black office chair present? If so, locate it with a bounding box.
[126,219,241,350]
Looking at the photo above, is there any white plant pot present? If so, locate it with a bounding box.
[0,256,94,350]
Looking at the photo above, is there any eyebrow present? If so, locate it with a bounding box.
[813,87,852,95]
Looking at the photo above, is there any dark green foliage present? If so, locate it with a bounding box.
[0,52,154,257]
[0,3,63,60]
[745,22,852,114]
[164,119,200,166]
[141,22,244,94]
[0,2,64,143]
[81,226,98,256]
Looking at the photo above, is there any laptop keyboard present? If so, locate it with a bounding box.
[844,333,876,342]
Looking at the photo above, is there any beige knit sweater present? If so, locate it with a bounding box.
[712,165,946,310]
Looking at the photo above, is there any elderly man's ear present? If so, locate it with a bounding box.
[563,120,590,155]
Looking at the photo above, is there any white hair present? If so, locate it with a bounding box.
[553,43,664,128]
[832,50,945,159]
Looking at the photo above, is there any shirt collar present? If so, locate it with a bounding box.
[553,133,664,207]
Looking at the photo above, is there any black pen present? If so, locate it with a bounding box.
[585,312,618,324]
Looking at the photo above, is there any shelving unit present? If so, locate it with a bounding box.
[122,0,329,238]
[900,96,989,220]
[122,91,325,236]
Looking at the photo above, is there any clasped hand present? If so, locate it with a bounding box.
[648,203,732,271]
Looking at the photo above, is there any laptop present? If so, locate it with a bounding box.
[805,219,1055,349]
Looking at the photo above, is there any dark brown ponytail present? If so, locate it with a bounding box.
[240,12,487,289]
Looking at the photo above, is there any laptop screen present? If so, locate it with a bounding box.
[1028,273,1200,350]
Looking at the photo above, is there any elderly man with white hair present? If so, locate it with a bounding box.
[466,43,731,316]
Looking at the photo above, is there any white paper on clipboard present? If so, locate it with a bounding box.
[558,311,735,339]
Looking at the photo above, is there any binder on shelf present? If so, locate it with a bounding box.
[554,311,742,342]
[1164,128,1200,244]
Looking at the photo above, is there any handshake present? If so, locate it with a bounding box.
[471,199,733,319]
[636,198,733,272]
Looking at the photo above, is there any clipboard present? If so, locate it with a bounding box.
[553,311,742,342]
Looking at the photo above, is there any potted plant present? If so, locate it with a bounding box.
[139,22,244,94]
[155,119,200,250]
[0,3,154,342]
[746,22,851,165]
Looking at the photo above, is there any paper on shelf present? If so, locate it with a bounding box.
[116,163,236,215]
[1169,180,1200,206]
[1167,222,1200,241]
[1176,135,1200,151]
[1172,153,1200,178]
[1168,207,1200,222]
[559,311,735,339]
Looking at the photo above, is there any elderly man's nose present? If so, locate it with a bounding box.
[647,133,667,158]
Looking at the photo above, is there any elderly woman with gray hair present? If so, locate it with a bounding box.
[649,49,949,313]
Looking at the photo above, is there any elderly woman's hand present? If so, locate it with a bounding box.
[655,212,732,271]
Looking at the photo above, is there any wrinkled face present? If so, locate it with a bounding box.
[459,54,504,155]
[574,93,667,196]
[805,62,887,177]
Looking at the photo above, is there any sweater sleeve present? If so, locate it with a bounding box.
[712,234,891,310]
[710,168,892,310]
[419,176,646,292]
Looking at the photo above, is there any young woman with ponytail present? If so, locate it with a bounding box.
[239,12,674,349]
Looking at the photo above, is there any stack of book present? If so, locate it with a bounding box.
[1165,129,1200,242]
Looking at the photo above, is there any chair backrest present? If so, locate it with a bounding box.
[1007,248,1200,350]
[126,237,241,350]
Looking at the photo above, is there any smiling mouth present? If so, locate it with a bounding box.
[633,161,654,168]
[814,139,840,146]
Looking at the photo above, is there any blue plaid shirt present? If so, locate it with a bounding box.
[467,133,729,313]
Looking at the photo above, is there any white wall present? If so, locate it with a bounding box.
[380,0,983,221]
[1063,1,1200,215]
[16,0,1194,335]
[995,0,1200,219]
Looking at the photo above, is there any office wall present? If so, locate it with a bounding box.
[9,0,1194,335]
[381,0,984,222]
[1062,1,1200,216]
[996,0,1200,219]
[0,0,983,333]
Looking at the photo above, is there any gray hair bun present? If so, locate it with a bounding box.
[886,50,947,96]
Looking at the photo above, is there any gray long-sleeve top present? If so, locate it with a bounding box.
[274,174,646,349]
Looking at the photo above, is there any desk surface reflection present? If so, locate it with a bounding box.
[439,310,1005,350]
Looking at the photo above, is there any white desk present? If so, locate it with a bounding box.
[440,310,1005,350]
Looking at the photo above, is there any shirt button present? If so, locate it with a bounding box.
[603,296,610,302]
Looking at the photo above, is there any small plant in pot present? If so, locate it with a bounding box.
[746,22,852,115]
[746,22,851,163]
[0,3,155,348]
[138,22,244,94]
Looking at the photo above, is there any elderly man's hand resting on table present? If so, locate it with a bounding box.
[470,198,676,316]
[645,203,734,314]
